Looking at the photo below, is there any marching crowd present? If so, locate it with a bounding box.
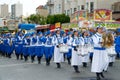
[0,26,120,80]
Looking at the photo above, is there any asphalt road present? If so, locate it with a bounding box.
[0,55,120,80]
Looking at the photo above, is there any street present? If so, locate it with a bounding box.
[0,55,120,80]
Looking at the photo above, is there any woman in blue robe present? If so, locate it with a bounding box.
[44,31,53,66]
[22,34,30,61]
[35,32,44,64]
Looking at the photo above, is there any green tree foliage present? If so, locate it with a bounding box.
[26,14,47,25]
[25,14,70,25]
[46,14,70,24]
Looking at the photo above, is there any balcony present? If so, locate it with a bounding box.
[47,1,54,6]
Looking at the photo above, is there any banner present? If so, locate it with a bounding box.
[95,21,120,28]
[71,10,87,23]
[94,9,112,21]
[78,20,95,28]
[55,22,61,28]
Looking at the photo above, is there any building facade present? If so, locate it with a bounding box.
[47,0,64,15]
[0,4,9,18]
[47,0,120,16]
[11,2,23,19]
[36,5,48,17]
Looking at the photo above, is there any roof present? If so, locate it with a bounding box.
[36,5,46,9]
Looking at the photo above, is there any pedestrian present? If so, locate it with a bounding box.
[29,32,37,63]
[71,31,82,73]
[35,32,44,64]
[66,32,73,65]
[115,28,120,59]
[22,33,30,62]
[14,32,24,60]
[53,29,64,68]
[44,31,53,66]
[91,26,108,80]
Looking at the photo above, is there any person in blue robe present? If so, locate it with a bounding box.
[14,32,24,60]
[66,32,73,65]
[29,32,37,63]
[22,33,30,61]
[44,31,53,66]
[35,32,44,64]
[115,28,120,59]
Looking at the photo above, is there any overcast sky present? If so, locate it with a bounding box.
[0,0,48,16]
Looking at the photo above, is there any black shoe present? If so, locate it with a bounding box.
[56,63,61,68]
[96,73,101,80]
[83,62,87,67]
[38,57,41,64]
[100,72,105,78]
[31,56,35,63]
[8,54,11,58]
[24,56,28,62]
[16,55,19,60]
[20,54,23,60]
[67,58,71,65]
[73,66,80,73]
[46,59,50,66]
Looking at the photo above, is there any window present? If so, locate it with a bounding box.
[81,5,85,10]
[90,2,94,13]
[67,10,70,15]
[78,6,80,11]
[71,8,72,14]
[112,5,115,11]
[74,8,77,12]
[86,2,89,10]
[119,6,120,11]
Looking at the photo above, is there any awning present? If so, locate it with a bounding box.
[36,25,50,30]
[18,24,36,30]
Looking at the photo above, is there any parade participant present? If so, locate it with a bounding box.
[79,31,90,67]
[44,31,53,66]
[14,32,24,60]
[115,28,120,59]
[3,34,10,57]
[0,34,5,56]
[35,32,44,64]
[7,34,14,58]
[53,29,64,68]
[66,32,73,65]
[29,32,37,63]
[102,32,115,70]
[22,33,30,62]
[71,31,82,73]
[91,26,108,80]
[62,31,67,62]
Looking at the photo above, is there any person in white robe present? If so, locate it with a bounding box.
[71,31,82,73]
[91,27,109,80]
[53,29,64,68]
[79,31,90,67]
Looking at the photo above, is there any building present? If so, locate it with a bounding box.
[0,4,9,18]
[47,0,64,15]
[47,0,120,16]
[64,0,86,16]
[0,5,1,17]
[11,2,23,19]
[85,0,120,13]
[36,5,48,17]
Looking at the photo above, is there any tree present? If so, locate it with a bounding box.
[46,14,70,24]
[25,14,47,25]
